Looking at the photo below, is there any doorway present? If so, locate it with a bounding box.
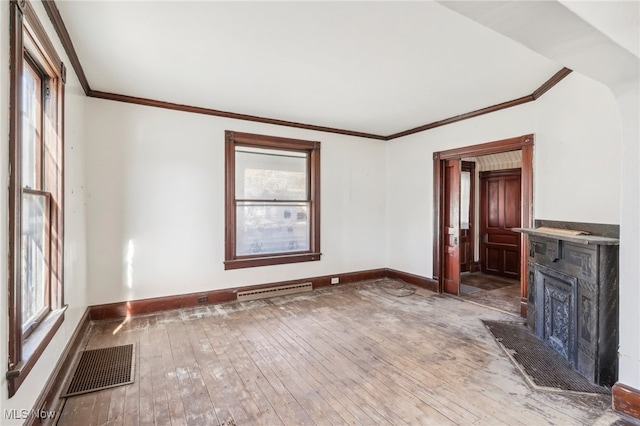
[433,134,533,317]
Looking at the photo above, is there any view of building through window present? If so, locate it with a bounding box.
[235,147,310,256]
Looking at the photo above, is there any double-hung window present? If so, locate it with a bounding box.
[225,131,321,269]
[7,0,66,397]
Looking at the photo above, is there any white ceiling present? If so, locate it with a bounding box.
[54,0,563,136]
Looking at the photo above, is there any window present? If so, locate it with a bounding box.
[225,131,321,269]
[7,0,66,397]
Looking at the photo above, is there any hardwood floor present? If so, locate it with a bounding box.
[57,279,631,425]
[460,272,521,316]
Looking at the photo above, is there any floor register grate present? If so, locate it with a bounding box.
[63,344,135,397]
[483,320,610,395]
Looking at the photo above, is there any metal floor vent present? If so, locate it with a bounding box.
[63,344,135,397]
[483,321,610,394]
[237,282,312,302]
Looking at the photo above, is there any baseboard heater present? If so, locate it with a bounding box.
[237,282,313,302]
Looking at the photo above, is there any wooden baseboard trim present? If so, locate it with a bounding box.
[26,308,91,426]
[385,268,439,292]
[613,382,640,420]
[89,268,389,321]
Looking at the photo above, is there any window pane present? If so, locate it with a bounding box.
[21,192,48,329]
[461,171,471,230]
[236,147,307,200]
[21,62,41,190]
[236,202,310,256]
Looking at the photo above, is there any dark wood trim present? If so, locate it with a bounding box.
[613,382,640,420]
[24,309,91,426]
[479,167,522,178]
[8,0,25,384]
[7,310,65,398]
[41,0,90,95]
[22,1,62,77]
[532,67,573,100]
[433,134,533,314]
[385,269,439,292]
[226,130,321,149]
[520,143,534,316]
[386,96,534,140]
[432,153,444,288]
[90,90,386,140]
[469,261,482,273]
[224,253,323,270]
[224,134,235,266]
[386,68,572,140]
[224,131,321,270]
[89,269,389,321]
[311,139,321,257]
[437,134,534,160]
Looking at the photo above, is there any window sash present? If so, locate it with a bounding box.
[21,58,43,191]
[235,147,309,201]
[225,131,321,270]
[20,190,51,338]
[235,201,311,257]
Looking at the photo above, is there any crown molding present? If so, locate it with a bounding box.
[41,0,90,94]
[88,90,387,140]
[43,0,571,141]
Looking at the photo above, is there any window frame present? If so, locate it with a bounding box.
[7,0,66,398]
[225,131,321,270]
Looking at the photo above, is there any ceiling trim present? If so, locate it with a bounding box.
[387,68,572,140]
[42,0,572,141]
[41,0,89,95]
[89,90,387,140]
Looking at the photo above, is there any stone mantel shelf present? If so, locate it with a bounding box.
[514,228,620,246]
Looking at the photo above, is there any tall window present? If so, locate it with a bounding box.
[7,0,66,397]
[225,131,321,269]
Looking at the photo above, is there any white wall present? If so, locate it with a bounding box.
[616,79,640,389]
[0,1,89,422]
[533,72,622,224]
[85,99,387,305]
[386,71,621,279]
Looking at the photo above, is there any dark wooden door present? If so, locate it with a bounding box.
[480,168,521,280]
[443,159,461,295]
[460,161,475,273]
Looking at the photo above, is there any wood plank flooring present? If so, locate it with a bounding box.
[459,272,521,316]
[57,279,632,425]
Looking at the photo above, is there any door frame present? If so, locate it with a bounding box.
[433,134,533,317]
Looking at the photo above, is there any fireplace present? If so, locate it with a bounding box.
[518,220,619,387]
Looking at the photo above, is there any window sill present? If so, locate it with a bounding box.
[225,252,322,270]
[6,306,67,397]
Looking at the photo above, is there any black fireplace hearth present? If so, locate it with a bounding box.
[517,220,619,388]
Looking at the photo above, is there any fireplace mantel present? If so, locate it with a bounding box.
[516,220,619,387]
[515,227,619,246]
